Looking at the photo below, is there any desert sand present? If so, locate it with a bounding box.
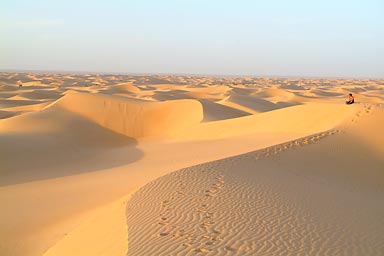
[0,72,383,256]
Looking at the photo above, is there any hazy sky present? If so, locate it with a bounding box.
[1,0,383,78]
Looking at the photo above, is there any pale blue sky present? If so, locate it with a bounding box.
[1,0,383,77]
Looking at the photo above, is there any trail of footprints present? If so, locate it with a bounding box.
[243,104,377,162]
[351,103,375,123]
[155,171,228,254]
[248,129,342,161]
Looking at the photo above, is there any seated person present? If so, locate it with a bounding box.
[346,93,354,104]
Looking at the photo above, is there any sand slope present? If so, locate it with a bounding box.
[175,102,358,141]
[125,105,384,255]
[54,92,204,139]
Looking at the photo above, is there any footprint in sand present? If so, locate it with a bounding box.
[224,246,236,251]
[194,248,211,253]
[173,232,185,238]
[275,147,283,153]
[197,209,206,213]
[212,236,223,241]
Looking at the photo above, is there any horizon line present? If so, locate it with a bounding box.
[0,68,383,80]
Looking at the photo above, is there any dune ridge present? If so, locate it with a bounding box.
[52,92,204,139]
[125,105,384,256]
[174,102,359,141]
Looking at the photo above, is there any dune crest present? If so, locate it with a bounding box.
[53,92,204,139]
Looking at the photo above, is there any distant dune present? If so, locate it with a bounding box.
[0,72,383,256]
[54,92,204,138]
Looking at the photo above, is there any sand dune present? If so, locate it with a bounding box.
[183,91,227,101]
[0,110,15,119]
[0,107,140,185]
[309,88,344,97]
[0,98,43,108]
[198,99,250,121]
[184,85,231,94]
[0,92,18,98]
[0,85,21,91]
[254,87,297,99]
[147,83,188,91]
[0,72,383,256]
[1,101,52,113]
[174,102,358,141]
[18,89,62,100]
[221,94,297,113]
[53,92,204,139]
[104,83,142,94]
[125,105,384,255]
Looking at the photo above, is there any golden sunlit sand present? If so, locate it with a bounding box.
[0,72,383,255]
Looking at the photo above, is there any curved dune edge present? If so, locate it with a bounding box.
[52,92,204,139]
[41,105,374,256]
[125,105,384,255]
[172,102,360,141]
[43,195,130,256]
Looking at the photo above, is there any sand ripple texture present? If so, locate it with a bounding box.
[126,127,384,256]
